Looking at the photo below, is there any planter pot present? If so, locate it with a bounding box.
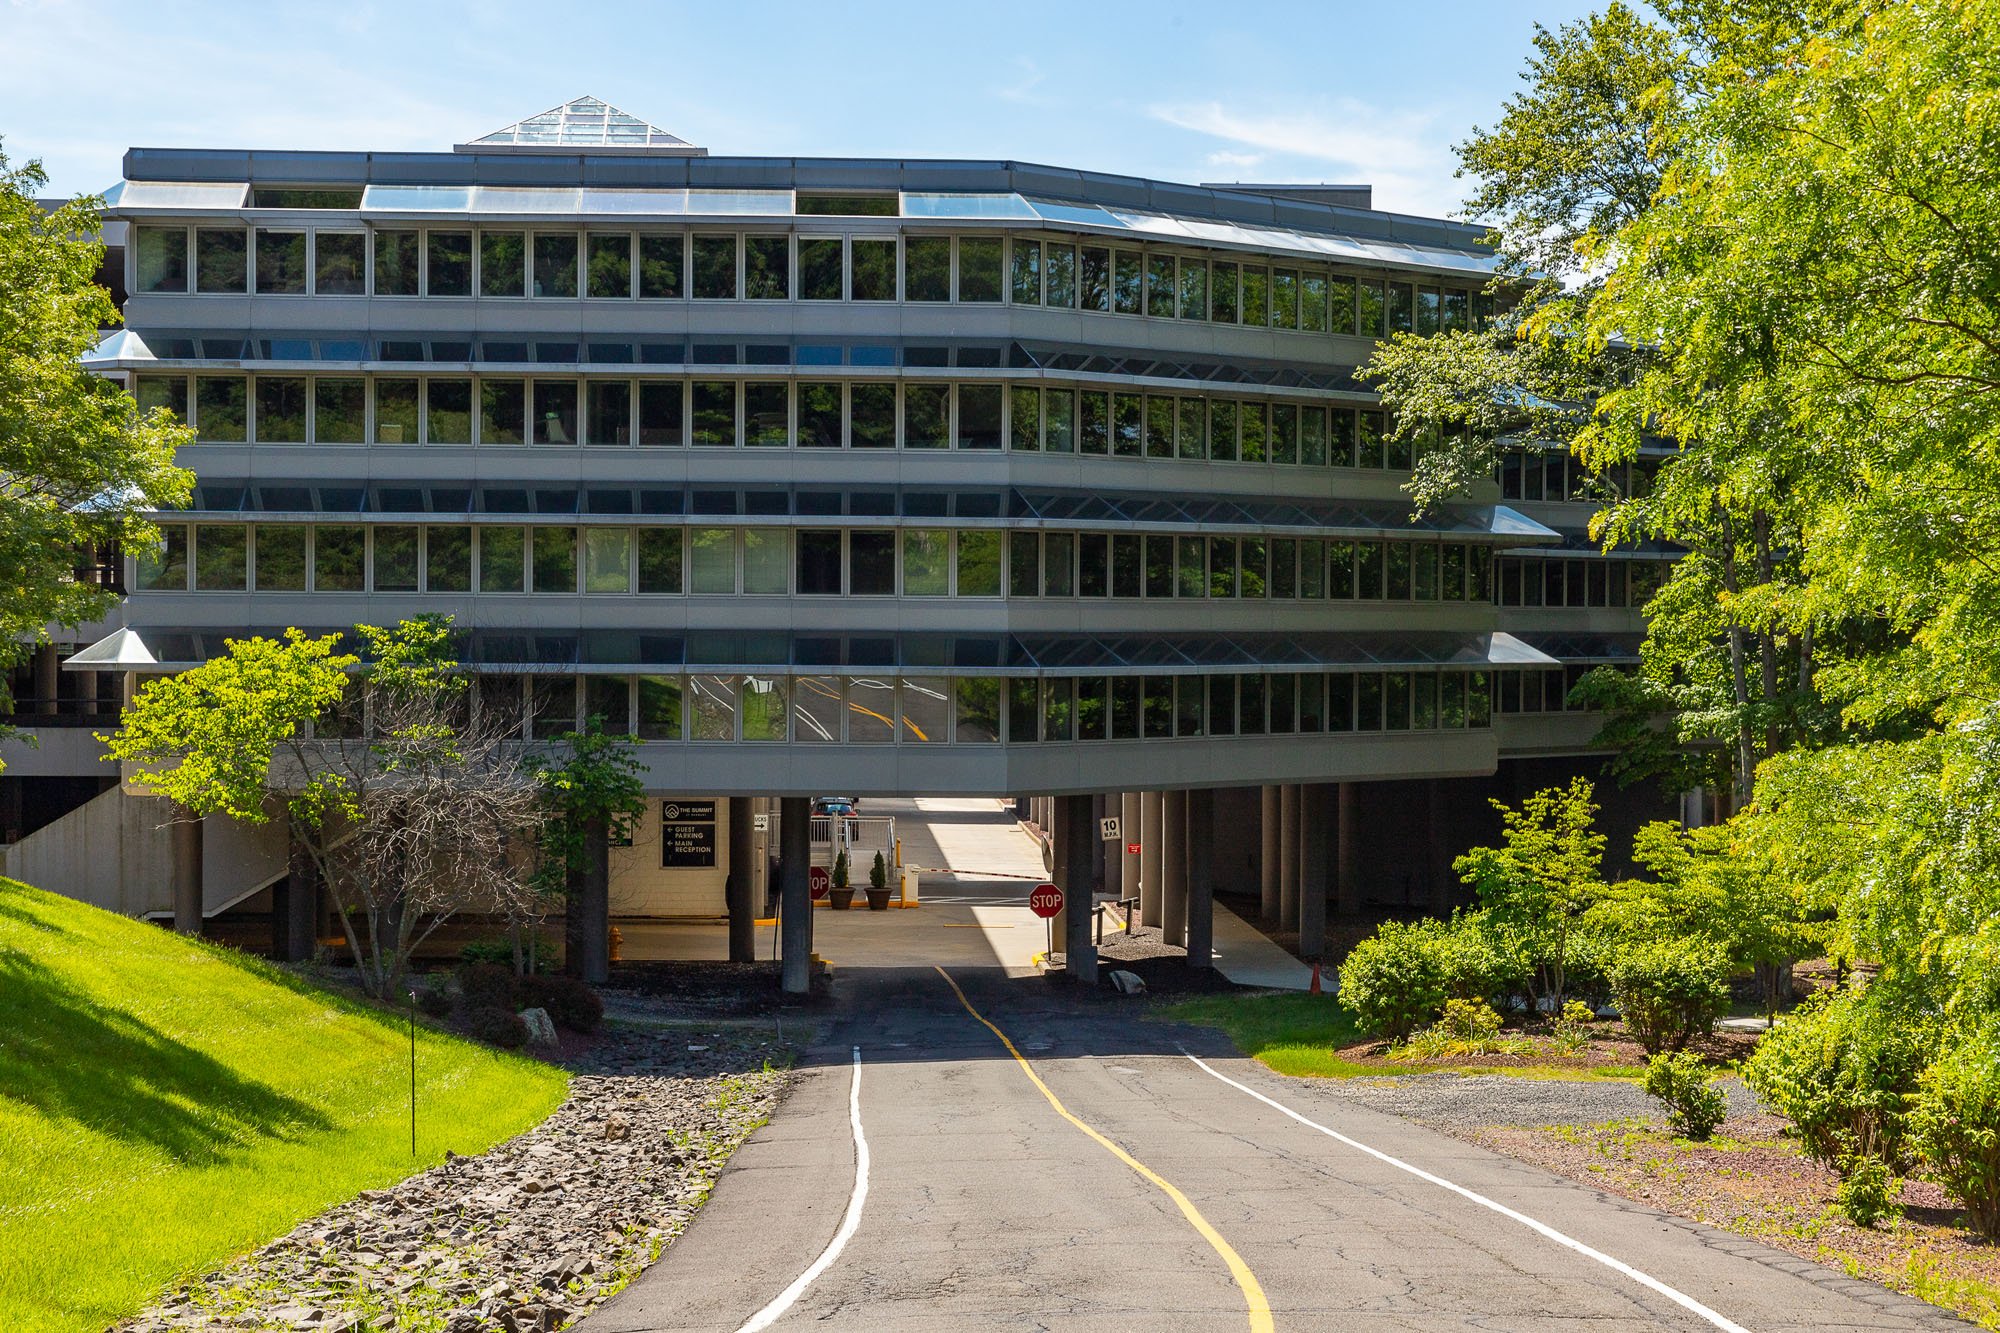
[865,888,893,911]
[829,888,856,911]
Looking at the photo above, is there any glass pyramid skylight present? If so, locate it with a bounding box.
[457,97,703,155]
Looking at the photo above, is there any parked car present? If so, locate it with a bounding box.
[813,796,859,817]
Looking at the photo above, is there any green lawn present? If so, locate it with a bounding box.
[0,878,569,1333]
[1161,992,1646,1081]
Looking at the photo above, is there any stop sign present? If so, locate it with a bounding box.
[809,865,831,900]
[1028,882,1064,919]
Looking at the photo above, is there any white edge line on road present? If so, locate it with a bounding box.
[735,1046,870,1333]
[1180,1050,1754,1333]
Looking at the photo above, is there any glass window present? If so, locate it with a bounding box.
[744,235,789,299]
[479,527,525,592]
[690,529,735,593]
[794,676,843,743]
[1112,251,1142,314]
[425,526,470,591]
[426,379,472,445]
[314,525,364,591]
[1176,535,1205,598]
[1177,258,1208,320]
[1443,288,1470,332]
[1300,274,1327,332]
[743,529,788,594]
[1417,286,1442,334]
[1043,532,1074,596]
[955,678,1000,742]
[1356,673,1383,730]
[1208,400,1237,462]
[1326,673,1353,731]
[587,234,631,298]
[1357,541,1384,598]
[254,377,306,442]
[1239,675,1267,734]
[799,382,841,447]
[1045,243,1076,306]
[135,226,187,292]
[1206,675,1236,736]
[1270,538,1297,599]
[1298,674,1325,732]
[1415,544,1439,600]
[1009,386,1040,451]
[692,382,736,445]
[480,231,525,297]
[137,375,187,426]
[371,526,418,591]
[258,233,308,296]
[1146,255,1175,315]
[1044,389,1075,452]
[138,526,188,590]
[1175,676,1205,736]
[314,378,364,443]
[1079,391,1109,455]
[957,531,1001,596]
[1356,279,1385,336]
[1388,282,1414,333]
[1241,267,1268,325]
[958,384,1002,449]
[533,381,579,445]
[904,384,948,448]
[1300,407,1326,466]
[899,678,948,742]
[850,531,895,595]
[1007,678,1039,741]
[427,231,472,296]
[1268,674,1296,733]
[587,380,631,445]
[1144,535,1174,598]
[798,238,842,300]
[1387,543,1413,599]
[1240,536,1267,597]
[692,234,737,298]
[585,677,631,733]
[1145,396,1174,459]
[1209,537,1237,598]
[638,381,683,445]
[1076,535,1108,598]
[533,527,576,592]
[1238,401,1267,462]
[314,233,365,295]
[904,237,950,301]
[584,529,630,593]
[1111,534,1141,598]
[850,238,896,300]
[744,383,788,446]
[903,529,949,595]
[1009,533,1039,596]
[642,677,693,737]
[532,677,577,739]
[638,234,683,298]
[1271,403,1298,465]
[1385,672,1412,730]
[850,384,895,447]
[1271,269,1299,329]
[1075,678,1107,741]
[850,677,898,743]
[480,379,525,444]
[958,237,1003,302]
[1328,275,1356,335]
[1300,538,1325,598]
[1080,246,1111,311]
[1413,672,1438,729]
[1171,397,1201,460]
[255,525,306,591]
[1010,239,1041,304]
[1207,261,1236,323]
[796,530,842,594]
[195,227,246,293]
[1329,541,1356,598]
[532,234,577,297]
[637,529,684,593]
[194,525,247,591]
[1041,678,1073,742]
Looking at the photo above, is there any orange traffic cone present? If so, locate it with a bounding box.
[1310,962,1323,995]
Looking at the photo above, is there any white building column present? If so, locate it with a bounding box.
[1162,789,1189,948]
[1140,790,1165,928]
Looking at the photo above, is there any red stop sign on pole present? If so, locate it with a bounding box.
[809,865,831,900]
[1028,882,1064,919]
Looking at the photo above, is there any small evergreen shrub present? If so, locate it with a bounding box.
[463,1006,528,1049]
[870,850,889,891]
[1340,920,1448,1043]
[832,849,850,891]
[1835,1156,1901,1229]
[1608,937,1730,1054]
[1906,1035,2000,1238]
[456,961,516,1010]
[515,974,605,1033]
[458,936,516,967]
[1744,989,1929,1172]
[1643,1051,1727,1140]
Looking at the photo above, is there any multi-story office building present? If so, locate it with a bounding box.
[0,99,1671,957]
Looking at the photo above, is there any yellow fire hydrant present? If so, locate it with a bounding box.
[609,925,624,963]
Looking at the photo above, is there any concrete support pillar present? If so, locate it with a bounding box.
[1091,793,1109,893]
[1300,784,1333,962]
[33,644,58,716]
[274,831,319,962]
[1050,796,1071,949]
[1279,784,1302,931]
[1428,780,1452,913]
[1260,785,1281,922]
[779,795,812,995]
[727,796,756,963]
[1185,788,1214,969]
[1140,791,1165,928]
[170,807,202,935]
[576,817,610,984]
[1162,789,1189,948]
[1336,782,1359,916]
[1120,792,1142,907]
[1061,792,1098,983]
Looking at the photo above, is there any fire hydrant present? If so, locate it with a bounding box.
[609,925,624,963]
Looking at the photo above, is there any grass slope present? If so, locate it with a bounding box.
[0,879,568,1333]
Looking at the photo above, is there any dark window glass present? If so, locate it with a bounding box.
[139,526,187,590]
[744,382,788,446]
[692,382,735,445]
[426,379,472,444]
[1145,535,1174,597]
[1007,678,1039,742]
[850,238,896,300]
[314,233,365,294]
[481,232,525,297]
[1357,541,1383,599]
[799,382,841,447]
[1146,254,1175,315]
[195,228,246,293]
[1009,386,1040,451]
[314,378,364,443]
[1112,393,1142,457]
[534,381,579,445]
[1385,673,1412,730]
[1387,543,1413,600]
[1210,261,1238,323]
[588,380,631,445]
[533,234,577,297]
[692,235,737,299]
[1112,251,1142,314]
[314,525,364,591]
[373,526,419,591]
[1079,391,1109,455]
[1208,400,1237,461]
[136,375,187,423]
[958,237,1003,302]
[904,384,948,448]
[638,234,683,298]
[136,226,187,292]
[1241,267,1268,325]
[904,237,950,301]
[1041,678,1073,742]
[481,379,525,444]
[1044,390,1075,452]
[255,525,306,590]
[796,531,842,594]
[1043,532,1074,596]
[956,678,1001,742]
[1238,402,1267,463]
[637,529,684,593]
[1011,239,1041,303]
[1415,544,1439,600]
[1356,280,1385,336]
[194,525,247,591]
[1074,678,1107,741]
[958,530,1001,596]
[798,238,842,300]
[638,382,683,445]
[1045,243,1076,306]
[851,384,896,447]
[187,378,238,441]
[1177,536,1205,598]
[1272,269,1299,329]
[1145,397,1174,458]
[1080,246,1111,311]
[1240,537,1267,598]
[1176,676,1205,736]
[1300,407,1326,466]
[1388,282,1414,333]
[1110,534,1141,598]
[958,384,1002,449]
[587,234,631,298]
[1177,398,1205,459]
[255,377,306,442]
[1300,273,1327,332]
[1208,537,1237,598]
[532,527,576,592]
[1356,672,1383,730]
[1208,676,1237,736]
[425,526,471,591]
[1327,673,1354,731]
[1443,288,1469,331]
[1268,674,1296,733]
[479,527,524,592]
[1417,287,1442,334]
[849,531,895,594]
[744,235,789,299]
[1111,677,1142,738]
[1413,672,1438,729]
[1077,534,1108,597]
[1178,258,1207,319]
[1271,403,1298,465]
[1270,538,1297,599]
[427,231,472,295]
[1009,533,1040,596]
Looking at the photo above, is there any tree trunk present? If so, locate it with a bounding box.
[1754,510,1781,758]
[1720,534,1755,815]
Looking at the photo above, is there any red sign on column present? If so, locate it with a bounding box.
[1028,882,1064,919]
[1126,842,1142,855]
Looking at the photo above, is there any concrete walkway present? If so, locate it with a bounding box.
[1209,901,1317,990]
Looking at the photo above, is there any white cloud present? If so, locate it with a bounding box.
[995,58,1049,106]
[1150,99,1464,219]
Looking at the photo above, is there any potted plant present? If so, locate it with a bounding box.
[865,850,894,911]
[828,850,855,910]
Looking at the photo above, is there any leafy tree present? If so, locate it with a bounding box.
[1454,779,1608,1011]
[0,144,191,755]
[530,714,646,981]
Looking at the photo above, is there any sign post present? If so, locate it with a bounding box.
[1029,881,1064,962]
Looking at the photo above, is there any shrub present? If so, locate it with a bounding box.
[1744,989,1930,1172]
[1643,1051,1727,1140]
[458,936,516,967]
[415,972,454,1018]
[456,961,516,1010]
[515,974,605,1034]
[1399,998,1513,1059]
[1906,1035,2000,1238]
[1553,1000,1595,1055]
[463,1005,528,1049]
[1438,913,1516,1010]
[1835,1156,1901,1229]
[870,850,889,891]
[1608,937,1730,1055]
[832,849,850,891]
[1339,920,1448,1042]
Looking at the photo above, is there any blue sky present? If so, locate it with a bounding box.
[2,0,1595,219]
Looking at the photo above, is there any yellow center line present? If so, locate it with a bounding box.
[932,965,1274,1333]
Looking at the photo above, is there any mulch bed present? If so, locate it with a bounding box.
[602,959,827,1016]
[1330,1021,1762,1073]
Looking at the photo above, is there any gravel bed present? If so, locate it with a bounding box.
[119,1019,797,1333]
[1309,1070,1759,1132]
